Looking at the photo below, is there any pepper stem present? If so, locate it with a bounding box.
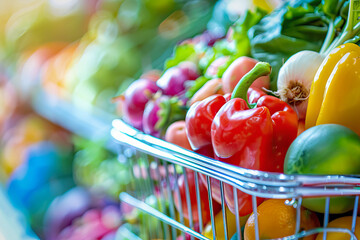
[231,62,271,108]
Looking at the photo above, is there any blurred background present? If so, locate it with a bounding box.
[0,0,279,239]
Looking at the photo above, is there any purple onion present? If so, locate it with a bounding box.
[142,96,168,138]
[122,79,159,130]
[156,62,199,96]
[178,61,199,80]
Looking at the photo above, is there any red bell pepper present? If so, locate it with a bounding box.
[185,94,228,204]
[185,89,267,204]
[185,62,298,215]
[211,62,298,216]
[185,88,265,158]
[185,94,229,158]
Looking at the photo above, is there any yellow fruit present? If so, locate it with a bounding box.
[316,216,360,240]
[203,207,249,240]
[244,199,320,240]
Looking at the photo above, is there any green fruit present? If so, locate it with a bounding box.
[284,124,360,214]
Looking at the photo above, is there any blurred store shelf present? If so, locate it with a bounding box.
[31,89,118,153]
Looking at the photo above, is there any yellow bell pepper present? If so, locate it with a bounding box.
[305,43,360,135]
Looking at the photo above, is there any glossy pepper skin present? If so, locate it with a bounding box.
[185,88,266,203]
[185,89,266,204]
[185,89,266,157]
[305,43,360,135]
[185,94,229,158]
[257,95,299,170]
[211,62,298,216]
[305,43,360,129]
[185,94,229,204]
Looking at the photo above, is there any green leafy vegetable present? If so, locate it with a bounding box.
[322,0,345,18]
[198,40,235,73]
[157,96,188,135]
[164,43,197,69]
[185,76,210,99]
[249,0,360,90]
[198,47,216,72]
[322,0,360,54]
[249,0,333,90]
[231,8,267,57]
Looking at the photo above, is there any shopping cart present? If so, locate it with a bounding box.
[111,119,360,240]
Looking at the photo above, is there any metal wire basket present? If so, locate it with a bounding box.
[111,119,360,240]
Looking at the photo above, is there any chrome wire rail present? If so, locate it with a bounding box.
[112,119,360,198]
[112,119,360,240]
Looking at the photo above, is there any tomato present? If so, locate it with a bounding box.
[164,121,192,150]
[222,56,270,94]
[189,78,224,106]
[174,170,221,225]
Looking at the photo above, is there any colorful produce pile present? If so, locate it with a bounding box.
[116,0,360,239]
[3,0,360,239]
[0,1,232,239]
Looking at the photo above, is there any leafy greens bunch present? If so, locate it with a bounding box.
[249,0,360,90]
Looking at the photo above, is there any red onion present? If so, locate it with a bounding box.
[122,79,159,130]
[156,62,199,96]
[142,96,169,138]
